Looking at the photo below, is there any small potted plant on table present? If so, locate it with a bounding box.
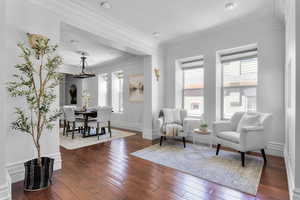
[200,123,208,132]
[7,33,62,191]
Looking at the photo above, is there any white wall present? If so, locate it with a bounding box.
[284,0,300,199]
[163,16,285,156]
[4,0,62,183]
[0,0,10,199]
[89,56,145,132]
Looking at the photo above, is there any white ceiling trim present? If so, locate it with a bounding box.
[29,0,159,55]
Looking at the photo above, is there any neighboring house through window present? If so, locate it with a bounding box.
[181,56,204,117]
[220,45,258,119]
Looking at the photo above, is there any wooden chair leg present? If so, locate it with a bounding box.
[160,136,163,146]
[261,149,267,164]
[164,136,166,140]
[72,122,75,139]
[108,121,112,138]
[216,144,221,155]
[63,120,66,136]
[241,152,245,167]
[183,137,186,148]
[97,122,100,140]
[66,122,70,137]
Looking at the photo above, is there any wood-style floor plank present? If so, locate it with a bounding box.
[12,130,289,200]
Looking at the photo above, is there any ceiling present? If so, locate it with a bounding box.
[60,23,133,68]
[72,0,283,43]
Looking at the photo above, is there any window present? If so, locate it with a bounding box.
[181,57,204,117]
[112,71,124,112]
[221,47,258,119]
[98,73,108,106]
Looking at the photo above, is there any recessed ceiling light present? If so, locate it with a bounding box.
[70,39,79,44]
[225,2,237,10]
[100,1,112,9]
[152,32,160,38]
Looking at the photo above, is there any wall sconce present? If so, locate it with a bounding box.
[154,68,160,81]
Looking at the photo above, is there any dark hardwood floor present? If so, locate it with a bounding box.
[12,131,289,200]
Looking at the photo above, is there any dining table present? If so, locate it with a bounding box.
[75,109,106,138]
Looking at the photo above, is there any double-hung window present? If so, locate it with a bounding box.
[112,71,124,113]
[98,73,108,107]
[181,57,204,117]
[220,47,258,119]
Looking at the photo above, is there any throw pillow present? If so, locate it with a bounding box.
[237,113,261,133]
[173,109,182,124]
[163,109,174,124]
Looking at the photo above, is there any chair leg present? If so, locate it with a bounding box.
[97,122,100,140]
[241,152,245,167]
[160,136,163,146]
[164,136,166,140]
[63,120,66,136]
[216,144,221,155]
[261,149,267,164]
[108,121,112,138]
[183,137,186,148]
[66,122,70,137]
[72,122,75,139]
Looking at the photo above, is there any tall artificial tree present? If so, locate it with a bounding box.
[7,33,63,165]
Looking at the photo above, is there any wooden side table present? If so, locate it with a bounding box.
[193,128,213,149]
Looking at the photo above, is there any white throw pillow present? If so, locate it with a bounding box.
[173,109,181,124]
[163,109,174,124]
[237,113,261,132]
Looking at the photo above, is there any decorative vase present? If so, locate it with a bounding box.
[23,157,54,191]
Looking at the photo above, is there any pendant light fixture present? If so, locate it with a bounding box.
[73,51,96,79]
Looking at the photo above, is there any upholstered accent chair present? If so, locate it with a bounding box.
[90,106,112,140]
[156,108,203,148]
[213,112,272,167]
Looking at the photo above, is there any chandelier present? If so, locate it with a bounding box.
[73,51,96,79]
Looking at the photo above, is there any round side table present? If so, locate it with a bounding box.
[192,128,213,149]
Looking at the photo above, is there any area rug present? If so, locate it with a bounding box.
[131,141,263,195]
[60,129,136,150]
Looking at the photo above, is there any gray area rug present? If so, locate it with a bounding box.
[60,129,136,150]
[131,141,263,195]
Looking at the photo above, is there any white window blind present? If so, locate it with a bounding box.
[180,56,204,70]
[220,47,258,63]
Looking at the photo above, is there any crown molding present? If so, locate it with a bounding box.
[28,0,159,55]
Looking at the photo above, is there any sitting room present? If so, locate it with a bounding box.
[0,0,298,200]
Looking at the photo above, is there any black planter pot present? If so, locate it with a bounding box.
[24,157,54,191]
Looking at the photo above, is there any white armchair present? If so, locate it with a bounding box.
[156,108,203,148]
[213,112,272,167]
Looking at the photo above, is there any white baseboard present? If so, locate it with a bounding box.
[0,170,11,200]
[267,141,284,157]
[142,128,154,140]
[284,148,300,200]
[6,152,62,184]
[111,121,142,132]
